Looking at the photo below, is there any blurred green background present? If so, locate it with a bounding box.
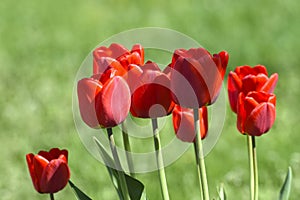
[1,0,299,199]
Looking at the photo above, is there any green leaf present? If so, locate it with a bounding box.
[69,180,92,200]
[218,183,226,200]
[279,167,292,200]
[94,137,147,200]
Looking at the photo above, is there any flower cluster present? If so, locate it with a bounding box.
[78,43,228,142]
[25,42,283,200]
[227,65,278,136]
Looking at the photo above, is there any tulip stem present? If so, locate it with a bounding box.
[121,123,135,177]
[107,128,130,200]
[193,108,210,200]
[247,135,258,200]
[49,193,54,200]
[151,118,170,200]
[193,142,204,200]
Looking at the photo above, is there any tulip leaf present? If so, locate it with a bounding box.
[217,183,226,200]
[279,167,292,200]
[69,180,92,200]
[94,137,147,200]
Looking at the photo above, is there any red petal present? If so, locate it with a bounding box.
[172,105,208,143]
[261,73,278,93]
[245,102,276,136]
[40,159,70,193]
[77,78,103,128]
[237,93,246,134]
[26,154,41,192]
[96,76,131,127]
[131,44,144,65]
[253,65,268,75]
[130,68,174,118]
[227,72,242,113]
[108,43,130,59]
[242,74,268,94]
[218,51,229,70]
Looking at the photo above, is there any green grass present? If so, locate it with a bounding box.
[1,0,300,199]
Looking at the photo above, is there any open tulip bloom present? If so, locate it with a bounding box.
[26,42,291,200]
[26,148,70,199]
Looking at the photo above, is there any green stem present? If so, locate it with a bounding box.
[247,135,254,200]
[247,135,258,200]
[50,193,54,200]
[252,136,258,200]
[107,128,130,200]
[193,108,210,200]
[193,142,204,200]
[121,123,135,178]
[151,118,170,200]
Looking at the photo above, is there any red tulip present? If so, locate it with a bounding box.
[130,61,174,118]
[228,65,278,113]
[77,75,131,128]
[170,48,229,108]
[26,148,70,194]
[93,43,144,75]
[172,104,208,142]
[237,91,276,136]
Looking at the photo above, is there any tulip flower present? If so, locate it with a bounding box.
[170,48,229,109]
[26,148,70,194]
[130,61,174,118]
[228,65,278,113]
[237,91,276,136]
[93,43,144,75]
[172,104,208,143]
[77,75,131,128]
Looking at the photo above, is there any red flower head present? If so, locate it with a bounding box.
[228,65,278,113]
[170,48,229,108]
[237,91,276,136]
[130,61,174,118]
[77,74,131,128]
[172,104,208,142]
[26,148,70,194]
[93,43,144,75]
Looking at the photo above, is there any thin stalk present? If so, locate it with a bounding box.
[252,136,258,200]
[107,128,130,200]
[247,135,258,200]
[193,108,210,200]
[151,118,170,200]
[50,193,54,200]
[247,135,254,200]
[193,142,204,200]
[121,123,135,177]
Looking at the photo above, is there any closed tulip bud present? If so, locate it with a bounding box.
[26,148,70,194]
[172,104,208,143]
[237,91,276,136]
[130,61,174,118]
[77,75,131,128]
[170,48,228,108]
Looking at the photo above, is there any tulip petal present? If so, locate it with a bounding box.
[131,68,174,118]
[77,78,103,128]
[26,154,41,192]
[237,93,246,134]
[96,76,131,127]
[131,44,144,65]
[245,102,276,136]
[40,159,70,193]
[261,73,278,93]
[227,72,242,113]
[242,74,269,94]
[172,105,208,142]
